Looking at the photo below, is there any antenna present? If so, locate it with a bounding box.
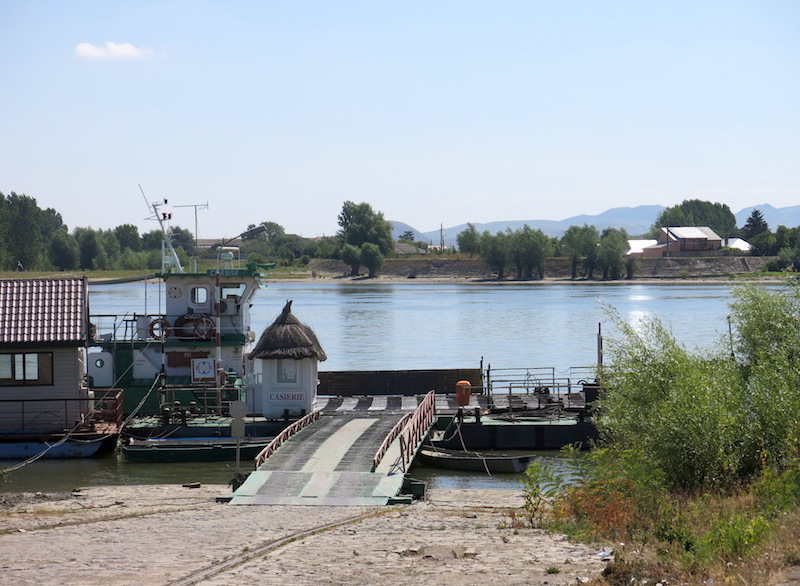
[175,202,209,273]
[139,184,185,274]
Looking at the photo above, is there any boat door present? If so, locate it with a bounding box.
[88,351,114,387]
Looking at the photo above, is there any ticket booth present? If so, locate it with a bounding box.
[248,301,327,418]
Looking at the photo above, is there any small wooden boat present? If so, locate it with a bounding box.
[416,446,535,473]
[121,437,272,463]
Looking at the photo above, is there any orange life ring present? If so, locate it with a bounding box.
[149,317,171,340]
[193,315,216,340]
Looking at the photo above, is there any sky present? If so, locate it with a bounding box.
[1,1,798,240]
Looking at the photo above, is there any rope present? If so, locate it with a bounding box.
[0,339,161,476]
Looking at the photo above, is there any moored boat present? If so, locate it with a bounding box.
[416,446,535,473]
[121,436,273,463]
[0,277,122,460]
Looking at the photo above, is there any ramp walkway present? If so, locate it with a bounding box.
[231,392,435,506]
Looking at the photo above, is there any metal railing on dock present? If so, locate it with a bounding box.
[254,410,320,468]
[485,365,598,411]
[394,390,436,473]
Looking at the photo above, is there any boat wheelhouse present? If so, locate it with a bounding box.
[87,198,274,420]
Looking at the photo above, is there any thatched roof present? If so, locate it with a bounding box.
[248,300,327,361]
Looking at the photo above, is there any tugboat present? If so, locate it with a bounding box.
[87,198,285,451]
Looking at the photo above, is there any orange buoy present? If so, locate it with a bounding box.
[455,380,472,406]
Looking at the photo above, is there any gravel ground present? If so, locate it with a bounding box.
[0,485,609,585]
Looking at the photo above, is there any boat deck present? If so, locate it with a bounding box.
[316,391,586,414]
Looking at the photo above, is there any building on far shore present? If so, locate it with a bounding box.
[627,227,734,258]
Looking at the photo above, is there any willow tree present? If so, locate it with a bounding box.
[598,283,800,490]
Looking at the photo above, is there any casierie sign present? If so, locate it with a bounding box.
[268,392,306,402]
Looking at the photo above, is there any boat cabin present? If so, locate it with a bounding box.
[0,278,94,435]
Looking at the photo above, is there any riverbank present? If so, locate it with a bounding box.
[0,484,608,585]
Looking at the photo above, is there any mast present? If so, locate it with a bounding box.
[140,184,184,274]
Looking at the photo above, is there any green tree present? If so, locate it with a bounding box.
[560,225,597,279]
[479,231,510,280]
[359,242,384,277]
[340,243,361,275]
[749,231,777,256]
[508,225,552,279]
[651,199,737,237]
[597,228,629,279]
[141,230,163,251]
[264,221,285,241]
[599,284,800,490]
[74,228,104,270]
[49,230,79,270]
[337,201,394,256]
[100,229,121,262]
[170,226,195,256]
[456,223,480,257]
[114,224,141,251]
[398,230,415,243]
[0,192,45,270]
[740,209,769,241]
[577,225,600,279]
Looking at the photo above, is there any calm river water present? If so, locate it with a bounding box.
[1,280,759,493]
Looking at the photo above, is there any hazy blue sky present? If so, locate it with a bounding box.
[1,1,798,239]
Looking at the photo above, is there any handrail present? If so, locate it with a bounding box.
[0,390,123,434]
[254,409,320,468]
[371,412,413,472]
[381,390,436,474]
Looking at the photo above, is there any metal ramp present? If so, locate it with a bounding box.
[230,410,419,506]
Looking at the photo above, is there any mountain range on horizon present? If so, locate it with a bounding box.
[392,204,800,248]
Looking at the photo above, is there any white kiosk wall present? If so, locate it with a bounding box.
[259,357,318,418]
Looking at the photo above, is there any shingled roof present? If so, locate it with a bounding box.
[0,277,89,347]
[248,300,327,361]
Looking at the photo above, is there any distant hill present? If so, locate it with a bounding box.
[392,205,664,247]
[391,204,800,248]
[734,204,800,231]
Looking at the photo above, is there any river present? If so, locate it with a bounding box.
[0,280,759,493]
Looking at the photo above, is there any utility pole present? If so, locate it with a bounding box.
[175,202,209,272]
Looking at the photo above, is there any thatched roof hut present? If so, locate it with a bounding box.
[248,300,327,361]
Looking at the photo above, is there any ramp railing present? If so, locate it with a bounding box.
[254,409,320,468]
[373,390,436,473]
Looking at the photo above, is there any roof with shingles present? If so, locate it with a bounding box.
[0,277,89,347]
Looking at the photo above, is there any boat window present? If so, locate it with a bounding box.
[277,359,298,384]
[191,287,209,305]
[0,352,54,386]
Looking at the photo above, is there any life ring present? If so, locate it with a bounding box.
[172,314,215,341]
[149,317,171,339]
[193,315,216,340]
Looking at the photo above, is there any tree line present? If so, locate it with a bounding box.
[0,192,395,275]
[2,191,798,276]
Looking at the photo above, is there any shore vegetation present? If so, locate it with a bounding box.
[522,282,800,584]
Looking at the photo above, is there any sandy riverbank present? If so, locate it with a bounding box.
[0,484,609,585]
